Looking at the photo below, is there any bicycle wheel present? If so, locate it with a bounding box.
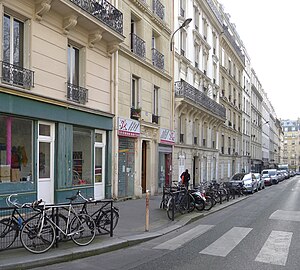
[188,194,195,212]
[166,197,174,220]
[0,218,18,250]
[204,196,213,211]
[70,213,95,246]
[97,208,119,234]
[20,215,55,254]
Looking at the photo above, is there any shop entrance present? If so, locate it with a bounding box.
[37,122,55,204]
[118,137,135,197]
[94,130,105,200]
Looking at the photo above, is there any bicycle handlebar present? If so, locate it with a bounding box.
[6,194,44,209]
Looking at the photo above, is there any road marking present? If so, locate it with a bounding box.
[153,224,214,250]
[255,230,292,266]
[199,227,252,257]
[269,210,300,222]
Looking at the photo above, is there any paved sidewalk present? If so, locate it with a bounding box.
[0,194,248,270]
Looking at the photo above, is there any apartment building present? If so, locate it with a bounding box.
[281,119,300,171]
[172,0,226,185]
[250,69,263,172]
[115,0,173,198]
[0,0,124,205]
[218,8,244,179]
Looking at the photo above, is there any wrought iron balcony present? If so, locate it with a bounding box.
[175,80,226,120]
[152,48,164,70]
[67,82,88,104]
[131,107,141,120]
[152,0,164,20]
[152,114,159,124]
[1,61,34,89]
[130,33,146,59]
[69,0,123,34]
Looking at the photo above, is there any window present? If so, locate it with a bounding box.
[180,0,186,17]
[180,30,187,56]
[67,44,79,86]
[3,14,24,67]
[131,75,139,109]
[153,85,159,115]
[0,114,33,185]
[72,127,92,186]
[194,8,199,30]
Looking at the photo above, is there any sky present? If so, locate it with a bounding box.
[219,0,300,120]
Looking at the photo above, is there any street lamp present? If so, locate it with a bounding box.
[170,18,192,51]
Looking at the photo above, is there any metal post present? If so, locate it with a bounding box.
[145,190,150,232]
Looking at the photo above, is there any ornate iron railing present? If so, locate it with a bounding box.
[1,61,34,89]
[69,0,123,34]
[152,0,164,20]
[175,80,226,120]
[152,48,164,70]
[130,33,146,59]
[67,82,88,104]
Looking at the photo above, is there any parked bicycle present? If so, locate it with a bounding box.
[74,190,119,234]
[0,194,36,250]
[20,197,96,254]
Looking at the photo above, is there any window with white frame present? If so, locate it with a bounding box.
[153,85,159,116]
[67,44,79,86]
[180,30,187,56]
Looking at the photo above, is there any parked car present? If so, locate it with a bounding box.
[261,169,278,184]
[262,174,272,186]
[254,173,264,190]
[229,172,258,194]
[277,172,285,182]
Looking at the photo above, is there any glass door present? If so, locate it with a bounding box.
[94,130,106,200]
[37,122,55,204]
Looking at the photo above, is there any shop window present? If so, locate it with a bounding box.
[0,115,33,185]
[72,127,92,186]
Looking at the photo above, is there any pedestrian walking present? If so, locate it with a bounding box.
[180,169,190,189]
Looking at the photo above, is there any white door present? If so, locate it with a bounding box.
[94,130,106,200]
[37,122,55,204]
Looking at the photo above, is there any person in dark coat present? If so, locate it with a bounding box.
[180,169,190,189]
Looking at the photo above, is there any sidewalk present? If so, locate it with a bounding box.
[0,194,248,270]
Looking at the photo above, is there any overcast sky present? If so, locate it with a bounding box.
[219,0,299,120]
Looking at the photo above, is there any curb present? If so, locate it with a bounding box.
[0,195,248,270]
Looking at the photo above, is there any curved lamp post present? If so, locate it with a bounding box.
[170,18,192,51]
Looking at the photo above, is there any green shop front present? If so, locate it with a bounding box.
[0,92,112,207]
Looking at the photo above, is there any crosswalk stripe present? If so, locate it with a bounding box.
[199,227,252,257]
[269,210,300,222]
[153,224,214,250]
[255,230,292,266]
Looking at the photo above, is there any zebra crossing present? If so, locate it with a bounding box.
[153,210,299,266]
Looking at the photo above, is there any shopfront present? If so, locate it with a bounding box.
[0,92,112,206]
[117,117,140,198]
[158,128,174,191]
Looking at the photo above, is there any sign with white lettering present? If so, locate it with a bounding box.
[118,118,140,137]
[160,128,175,145]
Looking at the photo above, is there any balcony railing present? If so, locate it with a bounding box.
[130,33,146,59]
[152,0,164,20]
[1,61,34,89]
[69,0,123,34]
[175,80,226,120]
[152,114,159,124]
[67,82,88,104]
[152,48,164,70]
[131,107,141,120]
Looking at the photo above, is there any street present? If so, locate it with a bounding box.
[34,176,300,270]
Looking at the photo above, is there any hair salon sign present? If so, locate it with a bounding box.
[118,118,140,137]
[160,128,175,145]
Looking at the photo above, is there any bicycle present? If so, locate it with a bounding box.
[20,197,96,254]
[0,194,36,250]
[74,190,119,234]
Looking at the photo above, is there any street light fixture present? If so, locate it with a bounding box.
[170,18,192,51]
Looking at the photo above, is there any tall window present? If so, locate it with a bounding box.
[131,76,139,109]
[194,8,199,30]
[67,44,79,86]
[180,30,187,56]
[153,85,159,116]
[3,14,24,67]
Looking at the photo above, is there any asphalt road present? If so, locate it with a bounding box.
[33,176,300,270]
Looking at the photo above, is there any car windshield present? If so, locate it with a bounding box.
[231,173,245,181]
[269,171,276,176]
[262,175,269,178]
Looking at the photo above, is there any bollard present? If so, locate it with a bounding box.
[145,190,150,232]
